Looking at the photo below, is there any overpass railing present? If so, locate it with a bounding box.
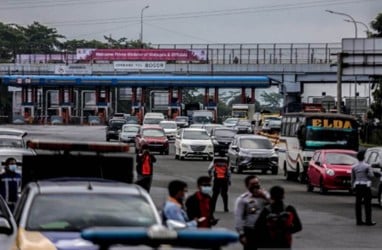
[151,43,341,64]
[0,43,341,68]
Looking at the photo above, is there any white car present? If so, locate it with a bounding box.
[174,128,214,161]
[119,124,141,143]
[0,195,16,250]
[159,120,178,139]
[0,135,36,173]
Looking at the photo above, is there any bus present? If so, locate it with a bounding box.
[278,112,359,182]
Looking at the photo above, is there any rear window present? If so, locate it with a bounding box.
[326,152,357,165]
[109,120,125,128]
[27,193,158,231]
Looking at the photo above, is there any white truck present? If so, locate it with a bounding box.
[231,104,256,122]
[192,110,214,124]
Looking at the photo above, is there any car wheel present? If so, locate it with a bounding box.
[271,166,278,175]
[106,137,110,142]
[165,149,169,155]
[284,162,293,181]
[378,187,382,208]
[319,178,327,194]
[180,156,185,161]
[306,178,314,192]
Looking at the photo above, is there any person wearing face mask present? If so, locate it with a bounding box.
[185,176,219,228]
[234,175,270,250]
[0,157,21,211]
[162,180,197,228]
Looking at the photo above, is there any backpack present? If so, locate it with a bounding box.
[265,207,294,246]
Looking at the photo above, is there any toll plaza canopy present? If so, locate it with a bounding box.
[1,74,274,88]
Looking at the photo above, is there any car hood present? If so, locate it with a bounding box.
[15,228,96,250]
[239,148,274,157]
[143,136,168,142]
[325,164,353,172]
[181,139,212,145]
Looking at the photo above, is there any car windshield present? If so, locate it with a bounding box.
[160,123,177,129]
[215,129,237,137]
[240,138,273,149]
[175,117,188,122]
[237,120,251,126]
[143,129,165,137]
[183,130,210,140]
[326,152,357,165]
[123,126,139,132]
[224,118,238,124]
[26,193,158,231]
[193,116,212,124]
[0,138,23,148]
[109,120,125,128]
[144,118,163,124]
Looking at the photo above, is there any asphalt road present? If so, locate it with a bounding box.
[6,124,382,250]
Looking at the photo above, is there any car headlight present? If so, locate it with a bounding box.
[326,169,335,176]
[212,139,219,145]
[181,143,188,149]
[207,144,213,149]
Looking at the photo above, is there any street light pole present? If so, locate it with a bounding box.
[344,19,370,37]
[326,10,358,38]
[140,5,149,48]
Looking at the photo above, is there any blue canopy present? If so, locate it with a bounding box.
[2,74,272,88]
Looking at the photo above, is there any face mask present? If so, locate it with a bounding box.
[9,164,17,172]
[201,186,212,196]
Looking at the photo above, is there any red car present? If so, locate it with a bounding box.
[135,125,169,155]
[307,149,358,194]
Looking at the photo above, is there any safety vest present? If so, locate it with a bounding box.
[142,154,152,175]
[214,162,228,179]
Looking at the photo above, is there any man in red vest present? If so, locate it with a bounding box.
[135,148,156,192]
[185,176,219,228]
[208,154,231,213]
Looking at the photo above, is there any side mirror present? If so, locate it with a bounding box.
[315,161,321,166]
[274,147,279,152]
[0,217,13,235]
[231,145,238,151]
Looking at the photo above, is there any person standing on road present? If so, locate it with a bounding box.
[135,147,156,193]
[185,176,219,228]
[351,150,376,226]
[0,157,21,211]
[162,180,198,228]
[254,185,302,249]
[234,175,270,250]
[208,154,231,212]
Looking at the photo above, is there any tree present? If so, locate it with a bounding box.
[370,13,382,37]
[21,22,64,53]
[62,39,108,53]
[260,92,283,112]
[0,23,25,61]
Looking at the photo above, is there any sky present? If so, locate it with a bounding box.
[0,0,381,44]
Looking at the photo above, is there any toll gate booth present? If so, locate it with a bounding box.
[95,87,111,124]
[204,88,218,123]
[168,88,181,120]
[58,87,75,124]
[21,84,38,124]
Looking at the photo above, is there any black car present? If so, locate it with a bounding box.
[106,118,127,141]
[210,127,237,155]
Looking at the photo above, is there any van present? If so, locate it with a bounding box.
[143,112,165,125]
[192,110,214,124]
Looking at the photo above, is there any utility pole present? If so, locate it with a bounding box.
[336,52,343,114]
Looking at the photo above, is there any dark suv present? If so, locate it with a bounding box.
[106,118,127,141]
[210,127,237,155]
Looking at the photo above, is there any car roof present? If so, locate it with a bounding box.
[0,135,24,139]
[366,147,382,151]
[0,128,27,137]
[234,134,269,140]
[122,124,140,128]
[159,120,177,124]
[30,180,146,196]
[316,149,357,154]
[182,128,207,132]
[142,125,163,129]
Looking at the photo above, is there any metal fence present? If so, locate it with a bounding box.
[0,43,341,67]
[151,43,341,64]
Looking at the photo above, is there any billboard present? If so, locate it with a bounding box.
[76,48,207,62]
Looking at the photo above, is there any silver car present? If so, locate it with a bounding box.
[228,134,278,174]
